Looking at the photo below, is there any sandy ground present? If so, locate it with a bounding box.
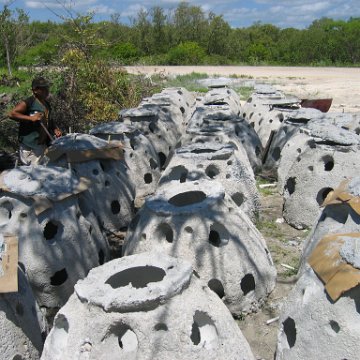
[126,65,360,113]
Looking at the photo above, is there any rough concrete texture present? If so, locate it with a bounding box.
[0,265,46,360]
[45,133,136,232]
[0,166,109,308]
[157,142,260,220]
[242,89,300,148]
[340,235,360,268]
[120,105,181,169]
[178,126,255,179]
[123,180,276,316]
[262,108,324,174]
[276,266,360,360]
[41,252,255,360]
[281,134,360,229]
[299,177,360,273]
[201,87,242,117]
[187,106,263,173]
[89,122,161,199]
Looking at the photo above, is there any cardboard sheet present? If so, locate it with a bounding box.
[0,234,18,293]
[308,232,360,301]
[46,141,124,163]
[322,179,360,215]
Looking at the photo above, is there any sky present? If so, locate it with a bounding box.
[3,0,360,29]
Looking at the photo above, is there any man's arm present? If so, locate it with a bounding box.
[8,101,44,122]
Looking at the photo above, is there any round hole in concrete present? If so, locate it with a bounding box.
[105,180,110,187]
[250,122,255,128]
[141,233,146,240]
[149,158,158,170]
[158,152,167,168]
[185,226,193,233]
[329,320,340,333]
[285,177,296,195]
[43,220,60,241]
[98,249,105,265]
[144,173,153,184]
[0,200,13,226]
[205,164,220,179]
[149,122,156,133]
[283,317,296,348]
[241,273,255,295]
[118,326,138,354]
[208,279,225,299]
[355,128,360,135]
[272,147,281,161]
[227,160,233,165]
[323,155,334,171]
[308,140,316,149]
[209,230,221,247]
[190,311,218,348]
[12,354,24,360]
[19,212,27,219]
[154,323,168,331]
[231,192,245,207]
[50,268,68,286]
[316,187,333,205]
[156,223,174,243]
[168,191,206,207]
[92,169,99,175]
[180,106,185,114]
[106,266,166,289]
[308,166,314,172]
[111,200,121,214]
[226,174,231,179]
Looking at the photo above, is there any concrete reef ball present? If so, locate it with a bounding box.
[41,252,255,360]
[276,266,360,360]
[123,179,276,316]
[0,165,109,308]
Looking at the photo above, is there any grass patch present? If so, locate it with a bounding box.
[255,219,285,241]
[162,72,210,92]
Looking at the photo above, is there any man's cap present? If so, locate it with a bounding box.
[32,77,50,89]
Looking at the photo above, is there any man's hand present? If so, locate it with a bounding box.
[54,128,62,138]
[30,112,44,122]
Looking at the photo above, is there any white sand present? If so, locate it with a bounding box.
[125,66,360,113]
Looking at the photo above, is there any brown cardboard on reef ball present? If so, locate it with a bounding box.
[0,234,18,293]
[322,179,360,215]
[308,232,360,302]
[45,141,124,163]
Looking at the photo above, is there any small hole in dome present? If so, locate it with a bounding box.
[12,355,24,360]
[323,155,334,171]
[43,221,59,241]
[156,223,174,243]
[180,106,185,114]
[308,166,314,171]
[149,122,156,133]
[50,268,68,286]
[141,233,146,240]
[154,323,168,331]
[208,279,225,298]
[144,173,153,184]
[111,200,121,214]
[231,192,244,207]
[241,273,255,295]
[92,169,99,175]
[117,326,138,353]
[98,249,105,265]
[285,177,296,195]
[226,174,231,179]
[316,187,333,205]
[209,230,221,247]
[272,147,281,161]
[283,317,297,348]
[255,146,261,156]
[19,212,27,219]
[158,152,167,168]
[106,266,166,289]
[185,226,193,233]
[227,160,233,165]
[329,320,340,333]
[190,311,218,347]
[105,180,110,187]
[205,164,220,179]
[130,138,136,150]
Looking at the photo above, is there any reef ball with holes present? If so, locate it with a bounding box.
[123,179,276,316]
[0,165,110,309]
[41,252,255,360]
[275,266,360,360]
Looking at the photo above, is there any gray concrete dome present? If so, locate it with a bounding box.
[123,179,276,316]
[41,252,255,360]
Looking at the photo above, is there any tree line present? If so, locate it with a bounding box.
[1,1,360,73]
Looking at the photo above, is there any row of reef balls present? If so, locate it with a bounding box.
[1,81,360,359]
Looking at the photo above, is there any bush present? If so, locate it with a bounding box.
[166,42,206,65]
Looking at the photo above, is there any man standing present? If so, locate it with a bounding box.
[9,76,61,165]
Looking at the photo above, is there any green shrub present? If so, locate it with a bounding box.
[166,42,206,65]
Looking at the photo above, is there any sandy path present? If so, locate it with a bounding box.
[125,66,360,113]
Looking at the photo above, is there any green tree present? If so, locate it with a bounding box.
[167,41,206,65]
